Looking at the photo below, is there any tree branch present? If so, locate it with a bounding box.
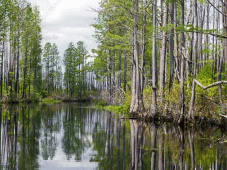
[207,0,227,17]
[194,79,227,90]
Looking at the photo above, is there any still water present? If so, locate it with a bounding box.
[0,103,227,169]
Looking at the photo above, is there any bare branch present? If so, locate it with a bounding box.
[194,79,227,90]
[207,0,227,17]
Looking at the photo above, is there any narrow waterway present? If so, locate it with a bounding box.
[0,103,227,169]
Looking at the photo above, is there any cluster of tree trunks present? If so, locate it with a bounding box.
[93,0,227,121]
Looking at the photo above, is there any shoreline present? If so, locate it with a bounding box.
[94,104,226,129]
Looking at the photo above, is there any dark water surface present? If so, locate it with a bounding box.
[0,103,227,169]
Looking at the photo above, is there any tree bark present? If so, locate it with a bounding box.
[130,0,145,113]
[189,0,198,120]
[160,1,167,101]
[174,2,179,76]
[150,0,157,116]
[169,1,174,91]
[179,0,185,122]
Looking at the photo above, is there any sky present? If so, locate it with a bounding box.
[27,0,101,57]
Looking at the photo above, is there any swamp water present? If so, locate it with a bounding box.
[0,103,226,169]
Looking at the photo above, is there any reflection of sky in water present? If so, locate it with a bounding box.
[38,106,99,169]
[40,161,98,169]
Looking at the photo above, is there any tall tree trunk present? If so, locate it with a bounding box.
[179,0,185,122]
[189,0,194,75]
[141,3,146,94]
[189,0,198,119]
[130,0,145,113]
[223,0,227,118]
[205,4,210,61]
[160,1,168,101]
[123,52,127,92]
[109,50,113,104]
[174,2,179,76]
[118,49,122,90]
[150,0,157,116]
[15,28,20,96]
[0,41,4,99]
[169,1,174,91]
[29,52,31,97]
[22,35,28,98]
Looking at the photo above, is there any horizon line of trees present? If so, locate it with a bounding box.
[0,0,98,100]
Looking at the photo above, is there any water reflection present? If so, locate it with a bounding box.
[0,103,227,169]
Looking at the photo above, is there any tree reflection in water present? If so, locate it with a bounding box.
[0,103,226,169]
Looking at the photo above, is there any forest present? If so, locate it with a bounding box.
[1,0,227,124]
[0,0,93,102]
[92,0,227,124]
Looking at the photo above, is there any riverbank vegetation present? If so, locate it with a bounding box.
[0,0,96,103]
[92,0,227,124]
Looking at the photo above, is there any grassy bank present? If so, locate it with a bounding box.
[0,95,91,105]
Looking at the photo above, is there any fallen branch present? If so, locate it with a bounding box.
[220,114,227,119]
[194,79,227,90]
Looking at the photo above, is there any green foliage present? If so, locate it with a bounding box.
[96,100,107,107]
[42,98,61,104]
[197,63,217,98]
[105,92,131,115]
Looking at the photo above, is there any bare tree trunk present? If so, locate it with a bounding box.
[218,55,224,114]
[141,0,147,94]
[179,0,185,122]
[189,0,198,120]
[160,1,168,101]
[0,41,4,99]
[189,0,194,75]
[169,1,174,91]
[15,30,20,96]
[150,0,157,116]
[222,0,227,117]
[205,4,210,61]
[130,0,145,114]
[123,52,127,92]
[174,2,179,76]
[108,50,112,104]
[22,35,28,98]
[118,49,122,90]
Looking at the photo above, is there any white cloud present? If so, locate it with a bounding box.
[27,0,100,57]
